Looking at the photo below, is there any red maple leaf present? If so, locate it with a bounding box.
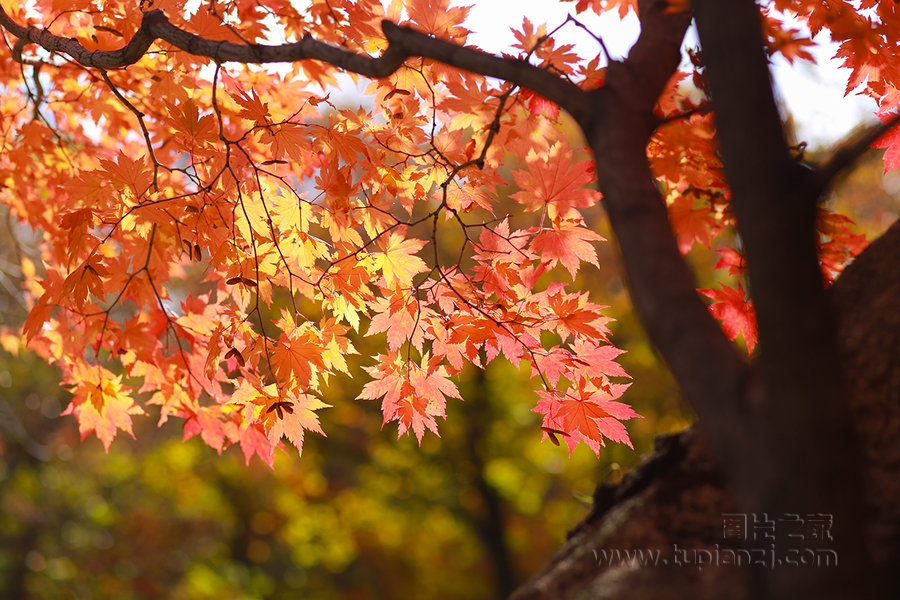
[238,422,277,467]
[520,88,560,121]
[367,292,426,352]
[872,112,900,173]
[713,247,746,276]
[183,406,227,453]
[570,338,629,379]
[700,283,758,354]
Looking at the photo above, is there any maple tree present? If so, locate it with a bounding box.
[1,0,900,597]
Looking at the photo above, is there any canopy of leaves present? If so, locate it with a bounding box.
[0,0,892,465]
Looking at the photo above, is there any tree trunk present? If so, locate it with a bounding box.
[511,219,900,599]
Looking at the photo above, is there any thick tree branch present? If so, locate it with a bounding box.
[0,7,590,123]
[692,0,866,596]
[380,22,591,123]
[814,112,900,192]
[584,1,753,480]
[0,9,155,66]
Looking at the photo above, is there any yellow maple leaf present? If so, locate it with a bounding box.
[374,228,429,289]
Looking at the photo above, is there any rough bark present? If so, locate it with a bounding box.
[511,219,900,600]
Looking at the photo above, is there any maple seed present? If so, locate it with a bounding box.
[384,88,411,100]
[266,401,294,419]
[541,427,568,446]
[94,26,124,37]
[226,276,258,288]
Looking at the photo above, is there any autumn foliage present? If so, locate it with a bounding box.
[0,0,890,467]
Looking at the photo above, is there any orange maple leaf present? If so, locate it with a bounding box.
[547,289,608,341]
[406,0,471,41]
[271,324,326,387]
[667,193,721,255]
[528,224,604,278]
[511,145,601,221]
[99,151,153,198]
[359,353,461,442]
[62,363,146,451]
[533,387,638,455]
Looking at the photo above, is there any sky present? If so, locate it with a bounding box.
[463,0,879,149]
